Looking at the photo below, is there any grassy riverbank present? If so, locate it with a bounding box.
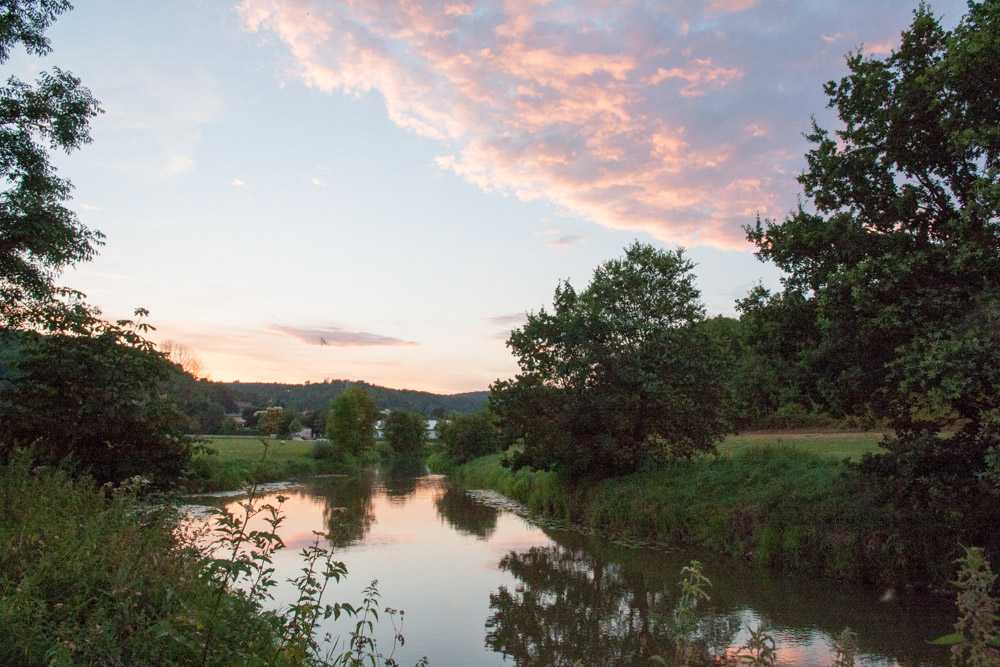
[448,432,964,586]
[0,453,284,664]
[185,437,363,492]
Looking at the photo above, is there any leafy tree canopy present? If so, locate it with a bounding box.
[745,1,1000,441]
[491,242,729,480]
[436,408,500,464]
[326,386,378,457]
[382,408,426,456]
[1,0,103,327]
[0,308,193,483]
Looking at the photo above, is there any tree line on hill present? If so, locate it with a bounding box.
[168,373,489,437]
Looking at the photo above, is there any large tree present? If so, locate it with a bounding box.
[326,386,379,457]
[748,1,1000,430]
[0,309,193,483]
[744,2,1000,516]
[0,0,103,327]
[491,242,729,480]
[382,408,426,456]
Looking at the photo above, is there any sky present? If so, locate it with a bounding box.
[10,0,969,394]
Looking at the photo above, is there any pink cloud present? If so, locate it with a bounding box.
[265,325,418,347]
[485,313,528,327]
[708,0,757,12]
[237,0,966,249]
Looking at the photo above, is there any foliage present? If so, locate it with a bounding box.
[744,1,1000,465]
[313,440,339,461]
[197,443,425,666]
[739,3,1000,576]
[0,308,193,484]
[0,444,425,665]
[491,242,729,480]
[0,0,103,328]
[450,441,974,585]
[381,409,426,456]
[732,621,776,667]
[435,408,499,464]
[831,628,859,667]
[0,451,281,665]
[665,560,712,665]
[931,546,1000,667]
[326,387,379,457]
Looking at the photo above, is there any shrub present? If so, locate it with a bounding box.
[0,309,193,484]
[437,409,499,464]
[312,440,338,460]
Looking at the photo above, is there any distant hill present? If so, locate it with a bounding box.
[222,379,489,416]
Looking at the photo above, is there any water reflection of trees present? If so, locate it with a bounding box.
[306,474,376,548]
[433,486,500,540]
[379,458,425,502]
[486,544,741,666]
[487,530,954,667]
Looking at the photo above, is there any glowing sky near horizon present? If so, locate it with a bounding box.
[12,0,968,393]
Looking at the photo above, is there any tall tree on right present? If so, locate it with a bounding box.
[745,2,1000,512]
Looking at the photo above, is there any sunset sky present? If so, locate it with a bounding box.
[11,0,968,393]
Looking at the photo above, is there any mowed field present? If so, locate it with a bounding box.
[718,430,888,461]
[201,432,889,465]
[198,436,317,464]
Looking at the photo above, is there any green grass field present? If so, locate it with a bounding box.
[186,436,349,492]
[718,430,888,461]
[198,436,317,463]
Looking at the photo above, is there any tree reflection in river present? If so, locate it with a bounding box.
[380,458,425,502]
[306,474,376,548]
[434,486,500,540]
[486,544,742,666]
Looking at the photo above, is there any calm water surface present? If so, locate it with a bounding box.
[191,468,954,666]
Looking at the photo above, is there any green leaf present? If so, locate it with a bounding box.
[927,633,964,645]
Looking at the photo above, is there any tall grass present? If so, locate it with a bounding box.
[0,451,280,664]
[452,445,907,583]
[0,449,424,665]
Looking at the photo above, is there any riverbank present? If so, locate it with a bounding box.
[0,453,285,664]
[185,436,368,492]
[445,433,968,587]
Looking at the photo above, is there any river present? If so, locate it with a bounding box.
[188,467,955,666]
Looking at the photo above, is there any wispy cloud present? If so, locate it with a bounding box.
[238,0,958,248]
[79,203,101,211]
[485,312,528,342]
[546,235,585,248]
[102,65,222,176]
[232,178,248,188]
[310,177,326,187]
[484,313,528,327]
[266,325,418,347]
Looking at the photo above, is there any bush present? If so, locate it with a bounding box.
[0,452,279,664]
[437,409,500,464]
[0,309,193,484]
[312,440,338,460]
